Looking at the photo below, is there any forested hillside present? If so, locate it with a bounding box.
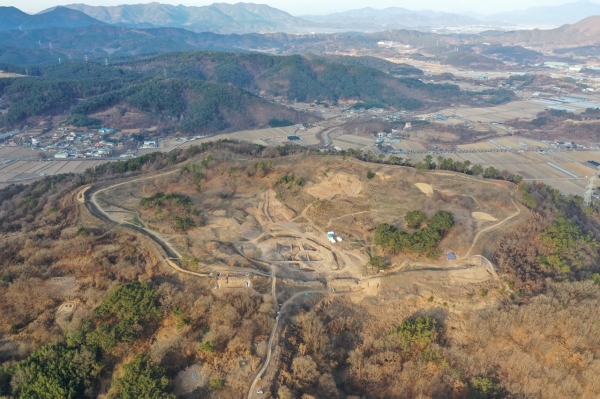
[0,51,486,131]
[304,53,425,76]
[122,51,464,108]
[0,60,313,132]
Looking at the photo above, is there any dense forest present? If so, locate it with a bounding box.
[0,62,312,132]
[374,210,455,259]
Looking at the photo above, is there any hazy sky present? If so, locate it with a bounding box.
[12,0,596,16]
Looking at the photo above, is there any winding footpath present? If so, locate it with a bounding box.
[247,289,326,399]
[463,198,522,258]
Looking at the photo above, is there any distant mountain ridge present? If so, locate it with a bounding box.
[58,2,497,33]
[487,15,600,47]
[60,2,313,33]
[486,0,600,26]
[302,7,488,29]
[0,6,105,31]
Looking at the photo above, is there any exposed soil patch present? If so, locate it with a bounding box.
[307,172,363,200]
[414,182,434,196]
[173,364,207,396]
[472,212,498,221]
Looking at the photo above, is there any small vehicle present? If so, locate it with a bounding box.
[257,389,264,394]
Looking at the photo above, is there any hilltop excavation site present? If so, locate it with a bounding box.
[74,147,527,398]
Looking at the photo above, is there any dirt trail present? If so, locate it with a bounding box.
[76,186,90,203]
[464,198,522,258]
[247,265,277,399]
[247,289,326,399]
[261,190,274,223]
[165,259,211,278]
[326,210,371,227]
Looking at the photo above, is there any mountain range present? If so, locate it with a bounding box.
[301,7,494,30]
[61,2,312,33]
[0,6,104,30]
[488,15,600,47]
[486,0,600,26]
[51,1,600,33]
[1,1,600,36]
[58,3,506,33]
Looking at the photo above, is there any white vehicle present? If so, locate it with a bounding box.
[257,389,264,394]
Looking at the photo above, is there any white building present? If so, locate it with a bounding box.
[142,140,158,148]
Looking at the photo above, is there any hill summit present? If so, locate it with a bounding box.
[0,6,105,31]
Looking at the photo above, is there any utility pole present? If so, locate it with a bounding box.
[84,55,88,62]
[105,58,108,66]
[58,58,61,64]
[49,42,52,50]
[163,68,167,78]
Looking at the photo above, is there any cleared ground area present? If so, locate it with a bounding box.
[205,126,320,147]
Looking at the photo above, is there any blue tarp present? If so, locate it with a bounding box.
[446,252,456,260]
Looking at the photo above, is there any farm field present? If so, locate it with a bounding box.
[331,134,375,149]
[0,146,41,159]
[402,145,600,195]
[217,126,314,146]
[395,139,428,152]
[419,101,547,124]
[0,152,106,186]
[417,96,600,133]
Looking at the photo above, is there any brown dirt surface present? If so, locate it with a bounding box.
[414,182,434,196]
[95,154,524,282]
[472,211,498,221]
[307,172,363,200]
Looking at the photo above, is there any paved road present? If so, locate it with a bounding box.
[378,147,597,156]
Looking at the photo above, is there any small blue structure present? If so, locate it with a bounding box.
[305,292,310,296]
[446,252,456,261]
